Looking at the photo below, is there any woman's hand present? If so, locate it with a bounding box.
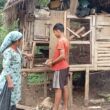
[6,75,14,89]
[7,79,14,89]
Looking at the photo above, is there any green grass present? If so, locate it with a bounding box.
[27,73,48,85]
[36,0,49,7]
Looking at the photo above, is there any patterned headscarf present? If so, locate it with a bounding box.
[0,31,23,53]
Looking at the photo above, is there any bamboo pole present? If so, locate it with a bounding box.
[85,67,90,106]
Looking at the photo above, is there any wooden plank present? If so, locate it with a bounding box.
[85,67,90,106]
[70,41,90,44]
[16,104,34,110]
[97,64,110,66]
[70,27,86,39]
[97,51,110,54]
[97,48,110,51]
[69,68,87,72]
[98,57,110,60]
[97,67,110,70]
[96,15,110,26]
[97,48,110,50]
[98,54,110,57]
[22,67,51,73]
[97,42,110,44]
[70,64,92,68]
[67,27,80,38]
[67,15,91,19]
[96,26,110,40]
[97,44,110,47]
[98,50,110,53]
[98,55,110,57]
[92,16,97,70]
[97,61,110,64]
[49,11,65,58]
[34,19,49,40]
[82,30,92,37]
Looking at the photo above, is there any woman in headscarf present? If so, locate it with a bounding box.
[0,31,32,110]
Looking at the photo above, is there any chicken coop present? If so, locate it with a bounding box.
[3,0,110,109]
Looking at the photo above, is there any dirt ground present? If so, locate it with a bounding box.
[19,71,110,110]
[71,71,110,110]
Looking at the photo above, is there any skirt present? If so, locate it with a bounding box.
[0,82,16,110]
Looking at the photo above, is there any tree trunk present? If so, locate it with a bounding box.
[70,0,78,15]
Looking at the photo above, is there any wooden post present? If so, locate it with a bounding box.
[30,41,36,68]
[70,0,78,15]
[44,72,48,98]
[26,0,35,14]
[64,11,67,37]
[85,67,90,106]
[68,72,73,110]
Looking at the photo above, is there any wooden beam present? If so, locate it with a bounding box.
[70,0,78,15]
[67,27,80,38]
[82,30,92,37]
[16,104,34,110]
[70,26,85,39]
[68,72,73,110]
[70,41,90,44]
[22,67,52,73]
[85,67,90,106]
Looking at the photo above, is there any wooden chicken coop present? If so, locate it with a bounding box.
[3,0,110,109]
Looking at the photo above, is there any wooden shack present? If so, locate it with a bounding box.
[3,0,110,109]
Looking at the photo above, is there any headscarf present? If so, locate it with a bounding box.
[0,31,23,53]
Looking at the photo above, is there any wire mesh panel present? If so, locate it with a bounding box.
[68,17,92,65]
[69,44,90,64]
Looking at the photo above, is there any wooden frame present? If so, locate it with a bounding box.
[21,9,110,109]
[66,15,94,68]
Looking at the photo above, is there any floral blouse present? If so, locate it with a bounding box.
[0,47,22,105]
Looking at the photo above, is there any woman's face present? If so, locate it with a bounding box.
[16,39,23,47]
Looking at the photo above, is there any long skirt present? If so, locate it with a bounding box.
[0,82,16,110]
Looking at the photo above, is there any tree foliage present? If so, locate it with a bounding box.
[0,0,6,8]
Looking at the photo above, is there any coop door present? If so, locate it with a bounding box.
[67,16,93,65]
[32,19,50,67]
[33,43,49,66]
[34,19,50,41]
